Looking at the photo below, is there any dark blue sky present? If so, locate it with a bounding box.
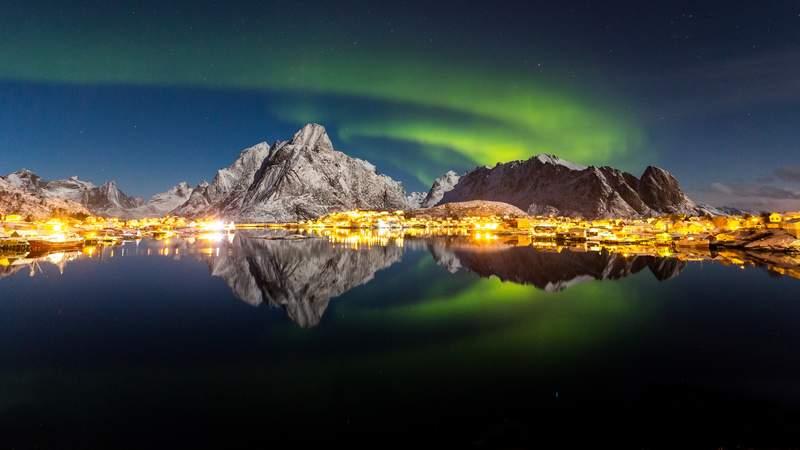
[0,0,798,210]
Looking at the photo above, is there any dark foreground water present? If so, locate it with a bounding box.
[2,232,800,448]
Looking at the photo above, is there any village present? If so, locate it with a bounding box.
[2,209,800,256]
[296,209,800,249]
[1,209,800,281]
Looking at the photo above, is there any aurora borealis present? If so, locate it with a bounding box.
[1,0,799,210]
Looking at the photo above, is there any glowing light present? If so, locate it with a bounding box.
[198,232,225,242]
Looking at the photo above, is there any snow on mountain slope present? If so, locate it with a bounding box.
[232,124,409,222]
[0,176,90,219]
[439,155,706,219]
[420,170,460,208]
[170,143,270,218]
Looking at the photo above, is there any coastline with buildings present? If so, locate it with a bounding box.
[2,201,799,282]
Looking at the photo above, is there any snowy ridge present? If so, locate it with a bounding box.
[172,123,409,222]
[420,170,460,208]
[171,142,271,218]
[534,153,588,171]
[439,154,708,219]
[0,176,90,219]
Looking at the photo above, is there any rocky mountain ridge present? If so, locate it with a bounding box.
[172,124,409,222]
[3,123,736,221]
[438,154,709,218]
[0,169,194,218]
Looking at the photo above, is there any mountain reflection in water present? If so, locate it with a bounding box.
[208,234,403,327]
[429,239,686,291]
[2,230,798,328]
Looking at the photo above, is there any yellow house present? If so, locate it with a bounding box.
[769,212,782,223]
[2,214,23,223]
[514,218,532,230]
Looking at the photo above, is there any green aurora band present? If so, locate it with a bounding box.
[0,8,645,185]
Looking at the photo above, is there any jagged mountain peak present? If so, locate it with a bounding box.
[169,141,272,219]
[0,175,90,220]
[170,181,191,193]
[640,165,677,182]
[232,124,407,222]
[289,123,334,151]
[237,141,269,158]
[422,170,461,208]
[4,168,44,190]
[406,192,427,209]
[638,165,698,215]
[533,153,588,171]
[440,154,705,218]
[85,180,140,213]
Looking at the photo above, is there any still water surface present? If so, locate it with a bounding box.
[2,232,800,447]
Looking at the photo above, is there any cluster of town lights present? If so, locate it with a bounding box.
[1,208,799,280]
[1,209,798,259]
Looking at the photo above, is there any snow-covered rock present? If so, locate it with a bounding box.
[637,166,699,215]
[41,176,97,203]
[171,181,212,217]
[406,192,427,209]
[534,153,588,171]
[170,143,271,218]
[82,181,142,216]
[421,170,460,208]
[182,124,409,222]
[439,154,705,219]
[0,169,190,218]
[4,169,46,191]
[696,203,754,216]
[120,181,194,218]
[0,176,90,220]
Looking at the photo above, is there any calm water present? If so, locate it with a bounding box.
[2,232,800,448]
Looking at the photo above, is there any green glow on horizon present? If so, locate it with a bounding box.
[0,15,645,181]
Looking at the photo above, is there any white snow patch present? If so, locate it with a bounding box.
[534,154,587,171]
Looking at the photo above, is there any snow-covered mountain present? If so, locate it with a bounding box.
[124,181,193,217]
[171,181,211,218]
[438,154,707,218]
[695,203,756,216]
[41,176,97,203]
[173,124,409,222]
[0,176,90,220]
[2,124,736,221]
[83,181,143,216]
[406,191,427,209]
[3,169,46,192]
[0,169,198,218]
[170,142,270,218]
[420,170,460,208]
[235,124,408,222]
[1,169,143,216]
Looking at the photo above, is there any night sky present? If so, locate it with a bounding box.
[1,0,798,210]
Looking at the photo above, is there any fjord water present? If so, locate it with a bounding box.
[2,234,800,447]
